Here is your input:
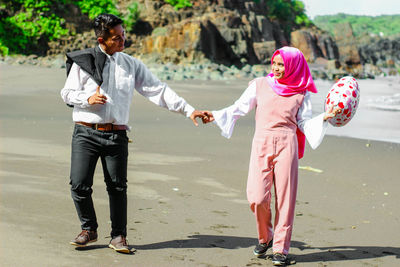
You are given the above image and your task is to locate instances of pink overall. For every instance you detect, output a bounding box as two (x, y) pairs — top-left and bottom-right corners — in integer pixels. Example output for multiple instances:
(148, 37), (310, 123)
(247, 77), (304, 255)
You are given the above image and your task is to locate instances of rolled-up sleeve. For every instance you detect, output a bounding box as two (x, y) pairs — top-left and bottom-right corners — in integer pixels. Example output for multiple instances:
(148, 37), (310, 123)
(134, 60), (195, 117)
(297, 92), (328, 149)
(212, 82), (257, 139)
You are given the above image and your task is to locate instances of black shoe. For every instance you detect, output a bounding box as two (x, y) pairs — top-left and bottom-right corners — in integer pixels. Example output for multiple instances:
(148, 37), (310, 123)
(272, 253), (288, 266)
(253, 239), (273, 256)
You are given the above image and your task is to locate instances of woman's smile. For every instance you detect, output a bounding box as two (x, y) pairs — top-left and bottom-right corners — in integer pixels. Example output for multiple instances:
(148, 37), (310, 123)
(272, 54), (285, 80)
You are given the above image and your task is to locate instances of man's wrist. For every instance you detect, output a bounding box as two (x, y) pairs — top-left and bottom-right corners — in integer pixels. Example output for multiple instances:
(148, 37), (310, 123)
(186, 105), (196, 118)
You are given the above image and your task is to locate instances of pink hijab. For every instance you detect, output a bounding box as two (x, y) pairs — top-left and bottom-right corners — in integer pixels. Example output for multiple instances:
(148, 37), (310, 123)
(266, 46), (317, 96)
(266, 46), (317, 159)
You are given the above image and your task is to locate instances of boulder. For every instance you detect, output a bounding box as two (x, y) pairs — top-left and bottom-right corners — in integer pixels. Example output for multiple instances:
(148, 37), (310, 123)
(253, 41), (276, 64)
(358, 36), (400, 68)
(140, 20), (204, 64)
(316, 34), (339, 60)
(290, 29), (339, 63)
(290, 30), (320, 62)
(333, 22), (361, 65)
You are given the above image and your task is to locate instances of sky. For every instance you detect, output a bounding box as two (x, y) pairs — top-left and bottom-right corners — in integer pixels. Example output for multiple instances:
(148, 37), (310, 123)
(300, 0), (400, 18)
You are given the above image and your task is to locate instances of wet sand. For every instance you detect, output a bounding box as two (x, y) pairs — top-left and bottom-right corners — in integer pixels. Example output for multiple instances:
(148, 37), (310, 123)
(0, 64), (399, 266)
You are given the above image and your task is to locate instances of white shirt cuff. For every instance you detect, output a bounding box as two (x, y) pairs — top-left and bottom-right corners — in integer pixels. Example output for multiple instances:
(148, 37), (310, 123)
(185, 104), (195, 118)
(212, 109), (235, 139)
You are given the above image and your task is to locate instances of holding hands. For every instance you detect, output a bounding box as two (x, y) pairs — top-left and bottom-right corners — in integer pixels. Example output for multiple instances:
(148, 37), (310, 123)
(190, 110), (214, 126)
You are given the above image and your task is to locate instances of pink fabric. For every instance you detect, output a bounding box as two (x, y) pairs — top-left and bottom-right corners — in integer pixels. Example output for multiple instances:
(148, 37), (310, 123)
(266, 46), (317, 159)
(246, 77), (303, 254)
(266, 46), (317, 96)
(247, 131), (298, 255)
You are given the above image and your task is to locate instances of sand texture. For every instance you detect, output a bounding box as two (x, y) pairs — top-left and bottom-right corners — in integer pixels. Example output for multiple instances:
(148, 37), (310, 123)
(0, 64), (399, 266)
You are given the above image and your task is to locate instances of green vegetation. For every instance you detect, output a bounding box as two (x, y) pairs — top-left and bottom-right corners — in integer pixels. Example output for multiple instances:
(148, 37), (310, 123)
(266, 0), (312, 27)
(253, 0), (312, 33)
(164, 0), (192, 10)
(0, 0), (69, 55)
(313, 14), (400, 37)
(123, 2), (141, 32)
(0, 0), (140, 56)
(74, 0), (120, 20)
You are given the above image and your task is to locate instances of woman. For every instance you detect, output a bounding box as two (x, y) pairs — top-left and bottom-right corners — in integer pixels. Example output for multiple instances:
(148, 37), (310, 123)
(205, 46), (340, 265)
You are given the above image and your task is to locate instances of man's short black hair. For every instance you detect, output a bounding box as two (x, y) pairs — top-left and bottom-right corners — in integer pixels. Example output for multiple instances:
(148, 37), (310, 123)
(94, 14), (123, 39)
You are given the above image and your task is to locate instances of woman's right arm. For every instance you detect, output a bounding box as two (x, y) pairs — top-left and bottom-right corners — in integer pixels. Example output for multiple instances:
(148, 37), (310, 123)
(212, 81), (257, 139)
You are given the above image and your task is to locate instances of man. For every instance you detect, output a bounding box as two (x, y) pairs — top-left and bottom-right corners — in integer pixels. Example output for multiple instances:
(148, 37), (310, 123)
(61, 13), (207, 254)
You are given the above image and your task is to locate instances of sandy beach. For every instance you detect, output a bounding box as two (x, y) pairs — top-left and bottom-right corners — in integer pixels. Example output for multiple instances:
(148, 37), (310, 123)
(0, 63), (399, 266)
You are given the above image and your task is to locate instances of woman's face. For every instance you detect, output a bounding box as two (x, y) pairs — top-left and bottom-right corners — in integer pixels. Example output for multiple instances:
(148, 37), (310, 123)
(272, 54), (285, 80)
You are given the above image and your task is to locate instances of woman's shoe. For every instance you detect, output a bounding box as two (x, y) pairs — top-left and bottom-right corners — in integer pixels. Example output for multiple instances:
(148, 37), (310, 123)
(272, 253), (288, 266)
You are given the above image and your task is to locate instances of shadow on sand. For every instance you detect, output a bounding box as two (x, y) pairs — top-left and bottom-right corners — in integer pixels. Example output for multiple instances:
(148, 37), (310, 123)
(74, 236), (399, 263)
(291, 241), (400, 263)
(75, 244), (136, 255)
(133, 234), (257, 250)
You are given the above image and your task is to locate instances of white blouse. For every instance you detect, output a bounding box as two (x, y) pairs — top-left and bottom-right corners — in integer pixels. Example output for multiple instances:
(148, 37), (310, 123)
(212, 82), (328, 149)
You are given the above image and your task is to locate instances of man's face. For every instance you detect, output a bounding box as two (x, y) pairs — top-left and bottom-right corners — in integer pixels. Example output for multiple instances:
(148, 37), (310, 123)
(100, 24), (125, 55)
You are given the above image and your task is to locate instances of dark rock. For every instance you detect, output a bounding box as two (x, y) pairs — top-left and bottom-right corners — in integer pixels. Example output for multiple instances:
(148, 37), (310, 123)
(333, 22), (361, 65)
(358, 36), (400, 68)
(253, 41), (276, 64)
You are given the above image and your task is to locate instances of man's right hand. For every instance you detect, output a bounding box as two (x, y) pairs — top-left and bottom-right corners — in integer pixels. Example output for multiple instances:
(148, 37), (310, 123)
(88, 86), (107, 105)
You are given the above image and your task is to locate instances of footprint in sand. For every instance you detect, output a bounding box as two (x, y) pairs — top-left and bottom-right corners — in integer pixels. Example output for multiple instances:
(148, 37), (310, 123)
(211, 210), (229, 217)
(207, 224), (237, 233)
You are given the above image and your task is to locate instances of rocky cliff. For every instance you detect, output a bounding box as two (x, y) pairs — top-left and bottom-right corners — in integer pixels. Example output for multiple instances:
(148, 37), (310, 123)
(6, 0), (399, 80)
(46, 0), (329, 65)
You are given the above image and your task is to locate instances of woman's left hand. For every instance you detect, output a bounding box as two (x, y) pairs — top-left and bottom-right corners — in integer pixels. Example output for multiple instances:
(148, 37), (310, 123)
(324, 105), (342, 121)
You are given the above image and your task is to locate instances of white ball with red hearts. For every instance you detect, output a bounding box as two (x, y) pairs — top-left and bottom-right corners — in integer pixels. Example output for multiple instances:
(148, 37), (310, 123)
(325, 76), (360, 127)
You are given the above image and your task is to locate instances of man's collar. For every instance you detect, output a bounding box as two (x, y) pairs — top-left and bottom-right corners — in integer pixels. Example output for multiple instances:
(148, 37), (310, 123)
(98, 45), (118, 61)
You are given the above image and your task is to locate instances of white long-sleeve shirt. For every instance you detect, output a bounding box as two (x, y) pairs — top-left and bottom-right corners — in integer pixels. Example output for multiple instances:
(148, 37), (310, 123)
(61, 47), (195, 125)
(212, 81), (328, 149)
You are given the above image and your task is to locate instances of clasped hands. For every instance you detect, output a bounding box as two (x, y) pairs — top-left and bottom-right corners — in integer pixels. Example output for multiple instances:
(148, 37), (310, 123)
(190, 110), (214, 126)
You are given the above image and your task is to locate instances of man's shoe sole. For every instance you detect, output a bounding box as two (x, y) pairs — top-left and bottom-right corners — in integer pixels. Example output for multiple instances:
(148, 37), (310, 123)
(69, 238), (97, 247)
(108, 243), (131, 254)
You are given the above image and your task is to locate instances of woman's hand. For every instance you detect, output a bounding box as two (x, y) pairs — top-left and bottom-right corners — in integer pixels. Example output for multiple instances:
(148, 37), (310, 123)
(324, 105), (342, 121)
(201, 111), (214, 124)
(190, 110), (214, 126)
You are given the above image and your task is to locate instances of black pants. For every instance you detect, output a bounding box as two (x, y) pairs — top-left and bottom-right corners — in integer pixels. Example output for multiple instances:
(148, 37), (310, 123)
(70, 124), (128, 238)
